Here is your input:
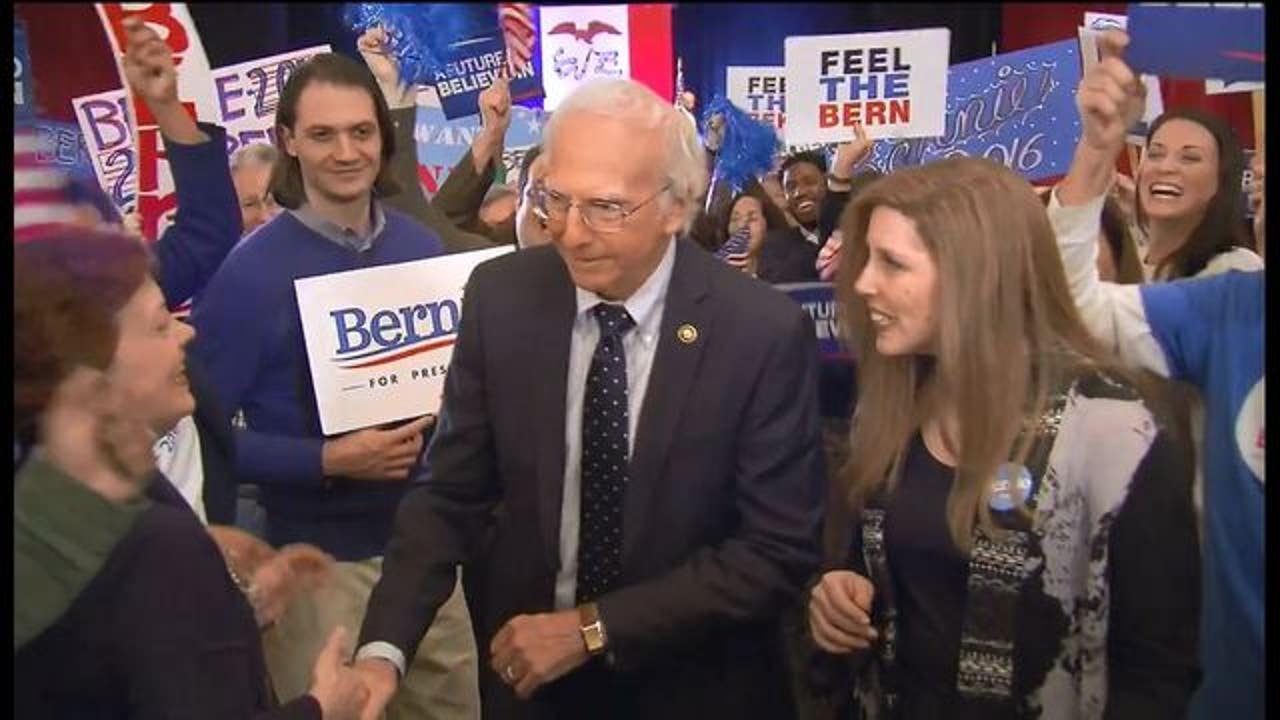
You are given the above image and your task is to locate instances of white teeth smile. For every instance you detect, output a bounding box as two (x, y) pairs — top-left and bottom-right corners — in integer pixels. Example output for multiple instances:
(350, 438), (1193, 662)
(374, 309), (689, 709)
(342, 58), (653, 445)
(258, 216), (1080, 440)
(869, 310), (893, 326)
(1149, 182), (1183, 198)
(797, 201), (815, 211)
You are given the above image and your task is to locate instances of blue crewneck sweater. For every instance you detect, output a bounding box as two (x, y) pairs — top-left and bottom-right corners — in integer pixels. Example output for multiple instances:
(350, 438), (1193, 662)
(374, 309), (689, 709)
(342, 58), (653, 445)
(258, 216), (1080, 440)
(189, 207), (444, 560)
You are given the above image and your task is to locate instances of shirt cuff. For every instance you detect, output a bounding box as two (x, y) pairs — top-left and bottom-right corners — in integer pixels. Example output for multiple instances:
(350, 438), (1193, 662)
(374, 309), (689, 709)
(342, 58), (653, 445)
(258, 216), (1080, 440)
(1046, 185), (1108, 247)
(356, 641), (406, 678)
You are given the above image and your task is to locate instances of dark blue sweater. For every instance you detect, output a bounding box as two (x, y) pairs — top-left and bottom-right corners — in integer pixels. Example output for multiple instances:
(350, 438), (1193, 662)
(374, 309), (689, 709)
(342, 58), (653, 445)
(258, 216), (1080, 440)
(189, 208), (444, 560)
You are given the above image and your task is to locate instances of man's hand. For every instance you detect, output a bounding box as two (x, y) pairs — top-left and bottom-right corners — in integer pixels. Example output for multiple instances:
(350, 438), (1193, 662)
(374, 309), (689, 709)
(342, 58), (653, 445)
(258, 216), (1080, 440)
(472, 76), (513, 174)
(357, 26), (415, 109)
(322, 415), (434, 481)
(307, 627), (370, 720)
(353, 657), (399, 720)
(816, 229), (844, 282)
(489, 610), (590, 700)
(121, 16), (206, 144)
(830, 122), (872, 182)
(808, 570), (877, 654)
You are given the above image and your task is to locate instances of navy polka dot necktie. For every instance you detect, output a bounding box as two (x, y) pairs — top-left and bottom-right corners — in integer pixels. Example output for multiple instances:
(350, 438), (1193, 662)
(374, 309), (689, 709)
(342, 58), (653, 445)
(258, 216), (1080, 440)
(576, 303), (636, 603)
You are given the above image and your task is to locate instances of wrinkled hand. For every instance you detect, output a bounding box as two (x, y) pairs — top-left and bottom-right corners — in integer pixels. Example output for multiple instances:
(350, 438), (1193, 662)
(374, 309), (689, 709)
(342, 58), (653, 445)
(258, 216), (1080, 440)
(831, 122), (872, 179)
(354, 657), (398, 720)
(308, 627), (370, 720)
(1076, 30), (1146, 154)
(479, 75), (513, 139)
(357, 26), (415, 108)
(490, 610), (589, 699)
(122, 17), (179, 108)
(322, 415), (434, 481)
(41, 367), (156, 503)
(808, 570), (878, 654)
(816, 229), (844, 282)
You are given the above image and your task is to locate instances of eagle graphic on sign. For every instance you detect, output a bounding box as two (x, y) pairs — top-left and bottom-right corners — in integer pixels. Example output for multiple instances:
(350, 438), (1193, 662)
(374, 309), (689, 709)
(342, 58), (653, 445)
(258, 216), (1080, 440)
(548, 20), (621, 44)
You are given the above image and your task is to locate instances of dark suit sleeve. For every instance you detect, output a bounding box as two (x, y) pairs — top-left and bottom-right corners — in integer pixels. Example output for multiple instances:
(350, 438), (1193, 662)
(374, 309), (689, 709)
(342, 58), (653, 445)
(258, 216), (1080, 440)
(382, 107), (497, 254)
(359, 262), (503, 657)
(435, 146), (498, 231)
(597, 309), (826, 672)
(1104, 428), (1202, 719)
(153, 123), (241, 309)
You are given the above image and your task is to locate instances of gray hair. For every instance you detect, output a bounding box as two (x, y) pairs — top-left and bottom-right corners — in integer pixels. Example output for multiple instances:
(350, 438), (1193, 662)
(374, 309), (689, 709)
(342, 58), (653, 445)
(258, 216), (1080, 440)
(230, 142), (279, 173)
(543, 78), (708, 233)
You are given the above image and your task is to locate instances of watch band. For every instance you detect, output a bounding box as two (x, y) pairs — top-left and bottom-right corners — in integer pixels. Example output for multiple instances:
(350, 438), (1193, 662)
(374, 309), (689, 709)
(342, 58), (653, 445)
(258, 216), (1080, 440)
(577, 602), (608, 656)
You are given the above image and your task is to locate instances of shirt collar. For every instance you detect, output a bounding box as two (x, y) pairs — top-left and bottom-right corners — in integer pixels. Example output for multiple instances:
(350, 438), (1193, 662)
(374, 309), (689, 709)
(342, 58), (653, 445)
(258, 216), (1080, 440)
(288, 200), (387, 253)
(574, 237), (677, 344)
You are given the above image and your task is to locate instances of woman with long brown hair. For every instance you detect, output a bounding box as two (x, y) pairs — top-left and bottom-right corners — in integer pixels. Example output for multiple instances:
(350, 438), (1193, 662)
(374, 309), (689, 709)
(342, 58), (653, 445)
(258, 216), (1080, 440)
(807, 157), (1201, 718)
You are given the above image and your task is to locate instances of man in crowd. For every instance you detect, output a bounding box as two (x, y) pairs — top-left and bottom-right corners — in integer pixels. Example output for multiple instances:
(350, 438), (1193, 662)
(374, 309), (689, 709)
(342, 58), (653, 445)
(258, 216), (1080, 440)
(230, 142), (280, 236)
(189, 53), (478, 719)
(354, 77), (825, 720)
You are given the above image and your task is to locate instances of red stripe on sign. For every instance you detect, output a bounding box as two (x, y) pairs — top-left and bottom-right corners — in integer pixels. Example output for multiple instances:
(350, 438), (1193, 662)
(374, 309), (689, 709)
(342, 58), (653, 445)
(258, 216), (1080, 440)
(338, 336), (457, 369)
(628, 4), (673, 102)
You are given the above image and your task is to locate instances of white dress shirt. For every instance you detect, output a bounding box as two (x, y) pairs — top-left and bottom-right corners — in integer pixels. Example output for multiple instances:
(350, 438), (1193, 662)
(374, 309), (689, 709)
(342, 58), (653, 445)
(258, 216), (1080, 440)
(554, 237), (676, 610)
(356, 238), (677, 675)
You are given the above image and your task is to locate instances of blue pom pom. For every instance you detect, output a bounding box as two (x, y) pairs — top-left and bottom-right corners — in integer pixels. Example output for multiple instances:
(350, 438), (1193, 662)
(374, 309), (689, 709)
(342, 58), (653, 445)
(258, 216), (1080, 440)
(701, 95), (780, 194)
(344, 3), (499, 86)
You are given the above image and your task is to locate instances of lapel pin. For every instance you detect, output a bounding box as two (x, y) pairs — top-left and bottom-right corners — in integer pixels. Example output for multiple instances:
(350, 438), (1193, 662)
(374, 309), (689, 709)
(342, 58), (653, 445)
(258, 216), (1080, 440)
(676, 323), (698, 344)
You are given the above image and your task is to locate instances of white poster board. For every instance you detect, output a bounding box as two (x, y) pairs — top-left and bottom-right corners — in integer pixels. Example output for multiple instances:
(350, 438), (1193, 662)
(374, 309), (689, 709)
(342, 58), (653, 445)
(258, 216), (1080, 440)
(295, 246), (513, 435)
(726, 65), (787, 138)
(783, 28), (950, 145)
(539, 4), (630, 112)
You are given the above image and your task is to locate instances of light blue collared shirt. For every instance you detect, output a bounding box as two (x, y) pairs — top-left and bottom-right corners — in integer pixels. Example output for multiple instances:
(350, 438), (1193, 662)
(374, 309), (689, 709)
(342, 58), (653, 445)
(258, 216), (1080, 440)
(554, 237), (677, 610)
(287, 200), (387, 253)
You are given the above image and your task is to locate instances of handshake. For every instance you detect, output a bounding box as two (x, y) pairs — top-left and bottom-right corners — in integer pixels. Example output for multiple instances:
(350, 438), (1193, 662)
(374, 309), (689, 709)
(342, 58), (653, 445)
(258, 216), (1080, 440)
(303, 627), (399, 720)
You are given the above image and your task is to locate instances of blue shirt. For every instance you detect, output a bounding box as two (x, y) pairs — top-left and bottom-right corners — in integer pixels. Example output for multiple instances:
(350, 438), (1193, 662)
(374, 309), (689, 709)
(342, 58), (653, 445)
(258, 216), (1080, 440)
(1141, 270), (1265, 718)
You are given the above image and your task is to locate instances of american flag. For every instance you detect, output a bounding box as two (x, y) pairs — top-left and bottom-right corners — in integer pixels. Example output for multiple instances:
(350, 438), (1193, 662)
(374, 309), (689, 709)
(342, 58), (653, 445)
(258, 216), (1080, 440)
(14, 130), (79, 244)
(499, 3), (536, 76)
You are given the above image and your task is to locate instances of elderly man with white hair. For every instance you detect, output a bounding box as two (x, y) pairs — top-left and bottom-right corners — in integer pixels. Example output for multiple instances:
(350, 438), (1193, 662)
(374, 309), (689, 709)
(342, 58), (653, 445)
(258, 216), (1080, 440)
(354, 78), (826, 720)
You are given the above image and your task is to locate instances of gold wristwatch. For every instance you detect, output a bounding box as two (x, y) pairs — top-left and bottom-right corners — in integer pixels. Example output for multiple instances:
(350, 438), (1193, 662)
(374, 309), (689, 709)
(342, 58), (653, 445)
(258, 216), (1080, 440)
(577, 602), (608, 656)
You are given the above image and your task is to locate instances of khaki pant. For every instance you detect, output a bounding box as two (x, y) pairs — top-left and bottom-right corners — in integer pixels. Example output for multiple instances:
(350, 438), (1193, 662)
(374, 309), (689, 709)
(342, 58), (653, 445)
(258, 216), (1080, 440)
(262, 558), (479, 720)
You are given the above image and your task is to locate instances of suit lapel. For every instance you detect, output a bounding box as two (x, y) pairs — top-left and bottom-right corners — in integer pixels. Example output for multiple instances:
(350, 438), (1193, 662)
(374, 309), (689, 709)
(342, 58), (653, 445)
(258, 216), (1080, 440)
(623, 241), (713, 565)
(532, 254), (576, 572)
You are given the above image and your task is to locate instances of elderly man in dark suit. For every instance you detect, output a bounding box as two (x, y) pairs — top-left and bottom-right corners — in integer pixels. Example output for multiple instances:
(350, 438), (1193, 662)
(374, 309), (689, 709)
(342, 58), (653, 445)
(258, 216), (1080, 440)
(355, 77), (826, 720)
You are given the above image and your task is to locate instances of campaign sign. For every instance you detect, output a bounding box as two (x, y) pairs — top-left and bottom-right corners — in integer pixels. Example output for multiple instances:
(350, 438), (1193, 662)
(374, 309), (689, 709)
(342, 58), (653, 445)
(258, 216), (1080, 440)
(32, 119), (96, 180)
(776, 282), (843, 358)
(415, 86), (546, 195)
(784, 29), (950, 145)
(1126, 4), (1263, 83)
(1077, 12), (1166, 144)
(15, 21), (33, 121)
(726, 66), (787, 137)
(432, 31), (544, 120)
(71, 45), (330, 217)
(539, 4), (630, 112)
(866, 40), (1082, 182)
(295, 246), (513, 435)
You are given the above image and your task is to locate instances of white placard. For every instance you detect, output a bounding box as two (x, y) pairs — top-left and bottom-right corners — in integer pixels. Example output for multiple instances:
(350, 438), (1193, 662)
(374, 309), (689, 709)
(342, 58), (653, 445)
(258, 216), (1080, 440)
(1077, 23), (1164, 145)
(726, 66), (787, 138)
(539, 4), (631, 112)
(295, 246), (513, 435)
(783, 29), (950, 145)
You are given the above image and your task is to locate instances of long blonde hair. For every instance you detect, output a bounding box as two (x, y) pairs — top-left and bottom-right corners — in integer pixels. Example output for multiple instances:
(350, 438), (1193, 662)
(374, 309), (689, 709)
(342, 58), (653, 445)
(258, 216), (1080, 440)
(836, 157), (1126, 551)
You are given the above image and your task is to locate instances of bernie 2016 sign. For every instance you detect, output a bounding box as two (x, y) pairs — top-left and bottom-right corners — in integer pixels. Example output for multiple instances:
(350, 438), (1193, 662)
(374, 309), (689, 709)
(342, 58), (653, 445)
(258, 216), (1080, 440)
(783, 28), (951, 145)
(865, 39), (1083, 182)
(294, 246), (512, 436)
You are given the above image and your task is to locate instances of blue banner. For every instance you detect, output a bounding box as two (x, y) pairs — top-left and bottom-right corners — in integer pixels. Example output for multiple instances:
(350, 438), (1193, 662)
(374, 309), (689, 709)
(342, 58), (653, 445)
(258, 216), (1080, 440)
(866, 39), (1082, 182)
(415, 102), (546, 194)
(1127, 4), (1263, 83)
(776, 282), (845, 359)
(15, 21), (33, 122)
(432, 31), (544, 120)
(31, 118), (96, 181)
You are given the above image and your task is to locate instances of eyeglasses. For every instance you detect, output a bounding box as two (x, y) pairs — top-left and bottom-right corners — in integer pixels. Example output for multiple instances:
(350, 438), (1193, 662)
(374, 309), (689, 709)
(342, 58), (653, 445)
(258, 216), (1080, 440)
(532, 182), (671, 233)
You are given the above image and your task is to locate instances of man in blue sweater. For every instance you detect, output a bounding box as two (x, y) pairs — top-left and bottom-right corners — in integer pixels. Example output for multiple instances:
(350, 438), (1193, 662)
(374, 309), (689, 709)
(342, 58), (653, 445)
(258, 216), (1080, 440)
(189, 53), (478, 719)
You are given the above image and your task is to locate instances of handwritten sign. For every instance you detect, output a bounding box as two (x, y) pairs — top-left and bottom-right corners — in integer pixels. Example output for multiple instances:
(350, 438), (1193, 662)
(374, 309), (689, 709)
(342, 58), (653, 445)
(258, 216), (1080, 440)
(539, 4), (629, 112)
(1126, 4), (1263, 83)
(432, 31), (544, 120)
(865, 40), (1082, 182)
(95, 3), (220, 242)
(726, 66), (787, 137)
(294, 246), (512, 435)
(784, 29), (950, 146)
(72, 45), (330, 217)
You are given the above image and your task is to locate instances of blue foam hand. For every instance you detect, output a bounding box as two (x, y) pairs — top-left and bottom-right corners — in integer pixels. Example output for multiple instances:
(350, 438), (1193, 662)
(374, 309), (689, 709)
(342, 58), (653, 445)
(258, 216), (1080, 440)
(344, 3), (500, 86)
(701, 95), (780, 195)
